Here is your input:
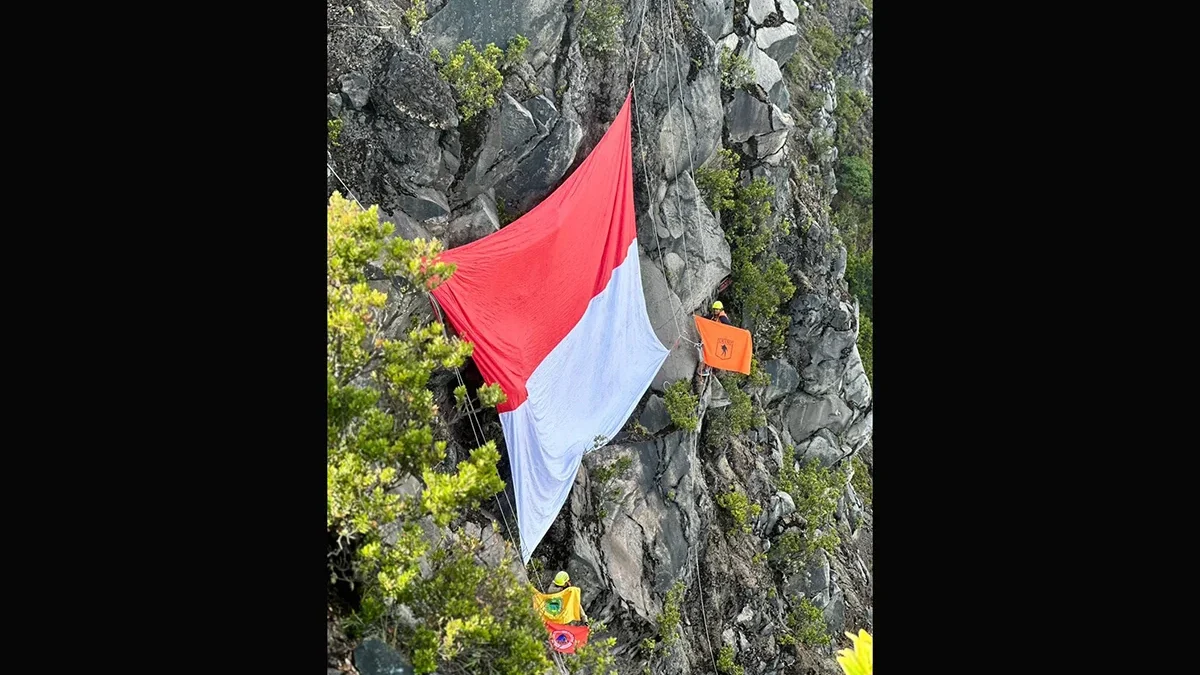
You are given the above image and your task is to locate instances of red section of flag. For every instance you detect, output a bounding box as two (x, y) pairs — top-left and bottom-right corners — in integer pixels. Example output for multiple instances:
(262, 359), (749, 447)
(544, 621), (590, 654)
(430, 94), (637, 412)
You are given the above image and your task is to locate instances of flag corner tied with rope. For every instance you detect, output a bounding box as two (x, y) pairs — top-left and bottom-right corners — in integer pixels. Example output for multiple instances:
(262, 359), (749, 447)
(429, 92), (669, 563)
(545, 621), (590, 654)
(693, 315), (753, 375)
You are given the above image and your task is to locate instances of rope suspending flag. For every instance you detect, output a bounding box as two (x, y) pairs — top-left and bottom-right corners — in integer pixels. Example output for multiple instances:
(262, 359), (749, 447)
(693, 315), (753, 374)
(430, 92), (669, 563)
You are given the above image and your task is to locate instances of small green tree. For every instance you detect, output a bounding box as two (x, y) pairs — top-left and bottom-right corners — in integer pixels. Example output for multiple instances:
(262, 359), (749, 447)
(326, 193), (549, 675)
(580, 0), (625, 57)
(664, 380), (699, 431)
(717, 644), (745, 675)
(695, 148), (739, 214)
(430, 36), (528, 122)
(724, 178), (797, 356)
(716, 487), (762, 533)
(402, 0), (427, 34)
(657, 580), (687, 644)
(838, 156), (873, 206)
(778, 596), (831, 647)
(719, 46), (755, 89)
(774, 446), (842, 560)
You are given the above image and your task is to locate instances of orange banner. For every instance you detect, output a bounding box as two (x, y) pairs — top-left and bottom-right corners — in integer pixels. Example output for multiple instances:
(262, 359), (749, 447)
(693, 315), (753, 374)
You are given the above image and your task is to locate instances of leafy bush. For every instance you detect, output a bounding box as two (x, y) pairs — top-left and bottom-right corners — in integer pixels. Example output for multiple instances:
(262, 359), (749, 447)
(705, 377), (766, 449)
(716, 487), (762, 534)
(717, 645), (745, 675)
(721, 176), (797, 356)
(775, 446), (842, 558)
(778, 596), (831, 647)
(658, 580), (687, 644)
(566, 621), (619, 675)
(845, 247), (872, 320)
(328, 118), (343, 146)
(695, 147), (739, 213)
(838, 156), (872, 206)
(431, 36), (528, 122)
(326, 193), (549, 675)
(580, 0), (625, 57)
(403, 0), (427, 34)
(719, 46), (755, 89)
(807, 23), (841, 69)
(592, 454), (633, 485)
(854, 15), (870, 30)
(664, 380), (699, 431)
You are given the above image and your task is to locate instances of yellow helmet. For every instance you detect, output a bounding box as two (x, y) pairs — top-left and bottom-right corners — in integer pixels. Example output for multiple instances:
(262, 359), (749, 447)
(554, 571), (570, 586)
(712, 301), (724, 310)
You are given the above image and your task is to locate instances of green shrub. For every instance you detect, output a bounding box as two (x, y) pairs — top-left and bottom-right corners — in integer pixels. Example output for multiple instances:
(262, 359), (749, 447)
(807, 23), (841, 69)
(592, 454), (633, 485)
(716, 487), (762, 534)
(658, 580), (687, 644)
(403, 0), (427, 34)
(854, 15), (870, 30)
(328, 118), (343, 146)
(717, 645), (745, 675)
(326, 193), (549, 674)
(845, 247), (872, 320)
(850, 455), (872, 508)
(431, 36), (528, 122)
(719, 46), (755, 89)
(695, 147), (739, 213)
(566, 621), (619, 675)
(778, 596), (830, 647)
(580, 0), (625, 57)
(664, 380), (699, 431)
(774, 446), (842, 559)
(838, 156), (872, 206)
(723, 177), (796, 356)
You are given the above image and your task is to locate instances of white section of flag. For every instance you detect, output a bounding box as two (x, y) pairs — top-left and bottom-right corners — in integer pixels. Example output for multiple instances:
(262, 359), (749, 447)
(500, 240), (669, 562)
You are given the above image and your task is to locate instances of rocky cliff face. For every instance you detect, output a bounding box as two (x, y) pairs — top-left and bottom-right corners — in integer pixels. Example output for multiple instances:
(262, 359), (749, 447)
(328, 1), (873, 673)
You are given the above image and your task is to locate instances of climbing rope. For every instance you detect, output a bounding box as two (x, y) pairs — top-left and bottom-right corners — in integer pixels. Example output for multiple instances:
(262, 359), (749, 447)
(328, 161), (365, 209)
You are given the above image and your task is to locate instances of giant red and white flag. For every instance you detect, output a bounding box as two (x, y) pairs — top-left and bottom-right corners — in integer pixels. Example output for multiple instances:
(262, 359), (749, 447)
(431, 93), (668, 562)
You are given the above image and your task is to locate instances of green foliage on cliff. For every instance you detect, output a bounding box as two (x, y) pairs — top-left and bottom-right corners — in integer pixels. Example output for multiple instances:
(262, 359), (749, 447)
(327, 193), (548, 675)
(778, 596), (831, 647)
(328, 118), (343, 146)
(665, 380), (699, 431)
(431, 36), (529, 122)
(717, 487), (762, 534)
(580, 0), (625, 57)
(695, 148), (739, 213)
(402, 0), (427, 34)
(719, 46), (755, 90)
(773, 446), (842, 561)
(722, 174), (797, 356)
(807, 23), (841, 68)
(717, 645), (745, 675)
(658, 580), (687, 644)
